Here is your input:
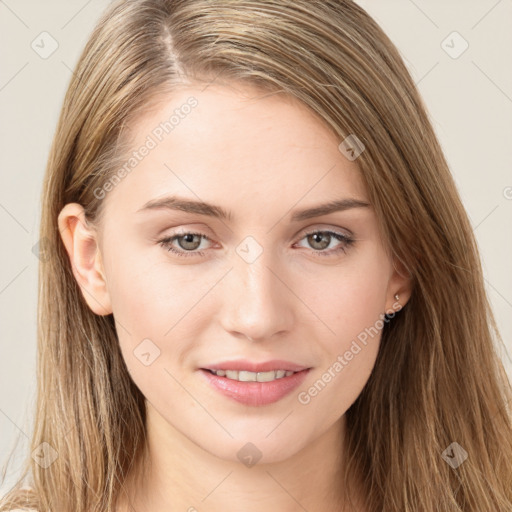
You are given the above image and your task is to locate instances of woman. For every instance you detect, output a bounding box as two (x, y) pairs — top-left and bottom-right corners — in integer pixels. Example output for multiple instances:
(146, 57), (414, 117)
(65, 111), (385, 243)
(1, 0), (511, 511)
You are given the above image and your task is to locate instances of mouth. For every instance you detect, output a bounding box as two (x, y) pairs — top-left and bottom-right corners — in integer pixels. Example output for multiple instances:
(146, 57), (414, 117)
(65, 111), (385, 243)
(199, 367), (311, 406)
(201, 368), (300, 382)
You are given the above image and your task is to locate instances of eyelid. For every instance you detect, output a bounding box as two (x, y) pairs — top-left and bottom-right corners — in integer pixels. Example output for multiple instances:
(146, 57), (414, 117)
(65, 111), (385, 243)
(158, 225), (355, 259)
(160, 230), (213, 249)
(294, 228), (354, 255)
(297, 223), (353, 238)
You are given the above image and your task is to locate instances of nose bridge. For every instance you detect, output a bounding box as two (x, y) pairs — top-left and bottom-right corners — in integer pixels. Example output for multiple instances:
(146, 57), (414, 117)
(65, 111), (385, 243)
(221, 237), (293, 340)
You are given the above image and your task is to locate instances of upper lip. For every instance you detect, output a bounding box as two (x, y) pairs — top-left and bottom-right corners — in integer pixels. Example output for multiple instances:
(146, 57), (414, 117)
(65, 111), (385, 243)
(201, 359), (311, 373)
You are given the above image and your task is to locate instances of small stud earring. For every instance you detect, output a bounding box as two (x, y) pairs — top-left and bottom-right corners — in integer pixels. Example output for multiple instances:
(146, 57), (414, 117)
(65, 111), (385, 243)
(394, 294), (400, 301)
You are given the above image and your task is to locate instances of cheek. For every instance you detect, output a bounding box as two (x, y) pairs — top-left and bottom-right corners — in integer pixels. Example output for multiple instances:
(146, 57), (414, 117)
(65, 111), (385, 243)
(104, 251), (204, 394)
(105, 240), (203, 330)
(298, 249), (388, 399)
(299, 291), (384, 421)
(104, 243), (226, 375)
(305, 251), (389, 341)
(101, 242), (177, 354)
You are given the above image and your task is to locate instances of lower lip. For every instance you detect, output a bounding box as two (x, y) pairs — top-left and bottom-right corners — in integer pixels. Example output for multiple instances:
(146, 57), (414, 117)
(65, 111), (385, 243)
(199, 368), (311, 406)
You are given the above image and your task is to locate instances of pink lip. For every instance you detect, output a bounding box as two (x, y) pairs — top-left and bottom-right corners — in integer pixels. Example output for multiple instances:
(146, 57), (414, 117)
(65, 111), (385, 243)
(199, 367), (311, 406)
(202, 359), (310, 373)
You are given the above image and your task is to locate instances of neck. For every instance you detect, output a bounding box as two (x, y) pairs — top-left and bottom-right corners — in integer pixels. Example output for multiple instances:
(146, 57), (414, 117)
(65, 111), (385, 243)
(116, 403), (365, 512)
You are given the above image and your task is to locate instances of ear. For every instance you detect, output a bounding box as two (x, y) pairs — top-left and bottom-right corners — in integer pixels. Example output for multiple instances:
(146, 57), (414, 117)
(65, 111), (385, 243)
(384, 257), (412, 314)
(57, 203), (112, 316)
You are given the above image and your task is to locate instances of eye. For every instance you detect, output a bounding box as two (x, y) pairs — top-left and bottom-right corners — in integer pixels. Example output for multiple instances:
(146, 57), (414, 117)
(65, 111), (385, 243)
(295, 229), (354, 256)
(158, 232), (212, 258)
(158, 229), (355, 259)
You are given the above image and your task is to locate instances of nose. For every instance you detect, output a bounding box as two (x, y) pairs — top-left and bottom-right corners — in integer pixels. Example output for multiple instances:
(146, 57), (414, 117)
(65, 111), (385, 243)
(219, 247), (295, 342)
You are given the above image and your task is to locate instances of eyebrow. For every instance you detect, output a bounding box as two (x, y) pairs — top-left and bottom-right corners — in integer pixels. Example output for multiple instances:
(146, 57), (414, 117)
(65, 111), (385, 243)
(136, 195), (370, 222)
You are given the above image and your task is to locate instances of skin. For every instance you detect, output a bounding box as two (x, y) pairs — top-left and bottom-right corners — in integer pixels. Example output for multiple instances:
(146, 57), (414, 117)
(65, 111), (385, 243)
(58, 81), (411, 512)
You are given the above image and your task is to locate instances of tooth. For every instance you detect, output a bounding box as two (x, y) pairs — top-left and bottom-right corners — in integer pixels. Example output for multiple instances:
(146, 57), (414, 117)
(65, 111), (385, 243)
(256, 370), (277, 382)
(238, 371), (257, 382)
(211, 369), (297, 381)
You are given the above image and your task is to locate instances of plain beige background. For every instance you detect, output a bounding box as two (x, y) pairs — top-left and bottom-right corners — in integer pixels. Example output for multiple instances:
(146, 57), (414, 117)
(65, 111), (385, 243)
(1, 0), (511, 495)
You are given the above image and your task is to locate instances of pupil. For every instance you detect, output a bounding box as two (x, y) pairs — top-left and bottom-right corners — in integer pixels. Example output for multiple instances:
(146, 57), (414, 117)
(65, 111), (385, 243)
(309, 233), (329, 250)
(180, 234), (200, 250)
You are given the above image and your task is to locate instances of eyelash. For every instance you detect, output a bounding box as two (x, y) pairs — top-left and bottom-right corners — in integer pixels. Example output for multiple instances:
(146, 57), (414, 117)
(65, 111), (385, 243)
(158, 229), (355, 258)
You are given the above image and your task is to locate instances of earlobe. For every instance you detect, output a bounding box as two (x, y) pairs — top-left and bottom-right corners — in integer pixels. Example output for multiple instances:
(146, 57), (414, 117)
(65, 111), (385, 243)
(385, 257), (412, 314)
(57, 203), (112, 316)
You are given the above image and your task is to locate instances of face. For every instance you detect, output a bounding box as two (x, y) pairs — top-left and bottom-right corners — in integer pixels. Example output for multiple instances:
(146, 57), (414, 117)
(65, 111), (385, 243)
(60, 81), (409, 465)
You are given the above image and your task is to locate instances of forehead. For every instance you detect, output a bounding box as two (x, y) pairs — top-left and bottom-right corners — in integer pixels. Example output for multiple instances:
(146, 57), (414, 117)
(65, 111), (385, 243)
(102, 82), (368, 219)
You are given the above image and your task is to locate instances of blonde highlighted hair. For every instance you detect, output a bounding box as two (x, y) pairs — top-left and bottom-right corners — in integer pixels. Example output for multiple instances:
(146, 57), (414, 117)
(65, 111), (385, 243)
(1, 0), (511, 510)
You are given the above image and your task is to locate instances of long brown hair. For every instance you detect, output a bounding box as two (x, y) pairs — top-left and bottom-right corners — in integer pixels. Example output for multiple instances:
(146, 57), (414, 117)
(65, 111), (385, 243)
(1, 1), (511, 510)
